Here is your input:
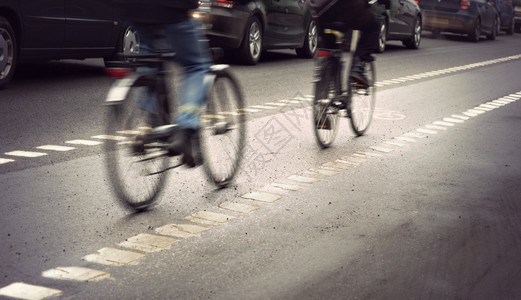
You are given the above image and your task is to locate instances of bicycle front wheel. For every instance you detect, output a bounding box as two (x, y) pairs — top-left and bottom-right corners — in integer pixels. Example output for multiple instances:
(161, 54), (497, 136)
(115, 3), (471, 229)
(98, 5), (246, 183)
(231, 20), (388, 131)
(313, 59), (341, 148)
(348, 60), (376, 136)
(105, 83), (170, 211)
(200, 67), (246, 187)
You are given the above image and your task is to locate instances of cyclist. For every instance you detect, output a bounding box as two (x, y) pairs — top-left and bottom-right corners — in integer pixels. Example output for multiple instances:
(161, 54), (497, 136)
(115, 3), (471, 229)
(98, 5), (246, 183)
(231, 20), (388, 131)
(112, 0), (212, 167)
(310, 0), (385, 86)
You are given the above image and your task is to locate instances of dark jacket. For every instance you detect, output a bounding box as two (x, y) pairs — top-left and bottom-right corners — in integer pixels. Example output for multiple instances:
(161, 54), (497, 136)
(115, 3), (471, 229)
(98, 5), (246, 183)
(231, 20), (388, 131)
(113, 0), (199, 24)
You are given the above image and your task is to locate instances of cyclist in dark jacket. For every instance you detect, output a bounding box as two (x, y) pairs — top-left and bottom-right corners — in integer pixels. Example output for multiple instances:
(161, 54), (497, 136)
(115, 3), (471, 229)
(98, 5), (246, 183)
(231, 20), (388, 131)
(310, 0), (383, 85)
(113, 0), (212, 166)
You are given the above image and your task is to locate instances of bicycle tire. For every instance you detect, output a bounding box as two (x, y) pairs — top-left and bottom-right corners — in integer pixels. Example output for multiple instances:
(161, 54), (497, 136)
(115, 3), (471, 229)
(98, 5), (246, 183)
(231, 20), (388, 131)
(348, 60), (376, 136)
(312, 58), (341, 148)
(199, 67), (246, 187)
(105, 81), (170, 211)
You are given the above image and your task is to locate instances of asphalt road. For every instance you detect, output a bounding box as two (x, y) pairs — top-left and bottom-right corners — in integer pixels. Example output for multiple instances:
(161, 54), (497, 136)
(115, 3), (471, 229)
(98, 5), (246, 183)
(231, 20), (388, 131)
(1, 32), (521, 299)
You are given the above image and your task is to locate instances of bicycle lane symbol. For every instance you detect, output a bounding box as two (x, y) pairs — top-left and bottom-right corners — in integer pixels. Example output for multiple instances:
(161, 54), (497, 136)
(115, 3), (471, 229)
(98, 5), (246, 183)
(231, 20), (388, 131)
(373, 109), (407, 121)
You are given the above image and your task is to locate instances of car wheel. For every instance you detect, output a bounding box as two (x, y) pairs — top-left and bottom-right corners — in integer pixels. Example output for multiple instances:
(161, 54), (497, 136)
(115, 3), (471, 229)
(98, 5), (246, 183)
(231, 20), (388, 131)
(0, 17), (17, 89)
(403, 16), (422, 49)
(487, 17), (499, 40)
(376, 19), (387, 53)
(238, 16), (262, 65)
(296, 20), (317, 58)
(104, 24), (140, 67)
(468, 19), (481, 42)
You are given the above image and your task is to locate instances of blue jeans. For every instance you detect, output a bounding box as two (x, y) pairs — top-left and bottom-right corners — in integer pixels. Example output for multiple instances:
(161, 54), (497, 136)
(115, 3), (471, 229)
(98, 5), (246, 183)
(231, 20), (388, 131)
(136, 18), (212, 130)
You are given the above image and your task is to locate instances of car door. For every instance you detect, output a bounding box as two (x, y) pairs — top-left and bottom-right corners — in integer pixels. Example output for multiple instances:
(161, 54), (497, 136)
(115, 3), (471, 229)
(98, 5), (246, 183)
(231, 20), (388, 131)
(264, 0), (305, 46)
(20, 0), (65, 55)
(64, 0), (118, 50)
(476, 0), (497, 32)
(388, 0), (415, 36)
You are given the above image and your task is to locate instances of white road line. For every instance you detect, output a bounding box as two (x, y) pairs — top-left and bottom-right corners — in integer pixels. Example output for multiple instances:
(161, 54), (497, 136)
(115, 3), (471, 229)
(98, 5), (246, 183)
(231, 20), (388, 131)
(5, 151), (47, 158)
(66, 139), (103, 146)
(0, 158), (15, 164)
(425, 124), (448, 130)
(82, 247), (145, 266)
(0, 282), (62, 300)
(416, 128), (438, 135)
(118, 234), (178, 253)
(451, 114), (470, 120)
(443, 117), (464, 123)
(36, 145), (76, 152)
(42, 267), (110, 282)
(92, 135), (127, 141)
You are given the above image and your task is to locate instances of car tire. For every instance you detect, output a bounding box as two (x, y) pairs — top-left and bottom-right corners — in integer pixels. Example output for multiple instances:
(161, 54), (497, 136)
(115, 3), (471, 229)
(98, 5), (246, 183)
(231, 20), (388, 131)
(468, 18), (481, 42)
(296, 20), (317, 58)
(403, 16), (422, 49)
(237, 16), (262, 65)
(0, 17), (17, 89)
(104, 24), (140, 67)
(376, 19), (387, 53)
(487, 17), (499, 40)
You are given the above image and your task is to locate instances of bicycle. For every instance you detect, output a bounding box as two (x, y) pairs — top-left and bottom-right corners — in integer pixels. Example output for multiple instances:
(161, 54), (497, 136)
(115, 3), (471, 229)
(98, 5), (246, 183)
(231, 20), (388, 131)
(312, 25), (376, 148)
(104, 51), (246, 211)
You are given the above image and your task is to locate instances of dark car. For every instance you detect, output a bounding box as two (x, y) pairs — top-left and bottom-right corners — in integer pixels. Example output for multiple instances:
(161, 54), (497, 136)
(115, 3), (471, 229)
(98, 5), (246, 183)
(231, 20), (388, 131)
(419, 0), (500, 42)
(493, 0), (515, 34)
(194, 0), (317, 65)
(373, 0), (423, 53)
(513, 0), (521, 31)
(0, 0), (138, 88)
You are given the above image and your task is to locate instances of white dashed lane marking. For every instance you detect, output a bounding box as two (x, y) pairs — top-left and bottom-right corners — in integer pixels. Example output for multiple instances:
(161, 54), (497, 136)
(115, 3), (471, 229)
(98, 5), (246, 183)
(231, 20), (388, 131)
(0, 282), (62, 300)
(155, 224), (208, 238)
(185, 211), (236, 226)
(118, 234), (178, 253)
(42, 267), (110, 282)
(219, 201), (260, 214)
(36, 145), (76, 152)
(241, 191), (282, 203)
(82, 247), (145, 267)
(271, 182), (303, 191)
(0, 158), (15, 164)
(66, 139), (103, 146)
(287, 175), (322, 184)
(5, 151), (47, 158)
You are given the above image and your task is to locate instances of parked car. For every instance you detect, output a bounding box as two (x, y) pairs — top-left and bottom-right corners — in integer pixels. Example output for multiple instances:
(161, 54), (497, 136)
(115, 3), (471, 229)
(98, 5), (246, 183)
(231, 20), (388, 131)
(493, 0), (515, 34)
(193, 0), (317, 65)
(0, 0), (138, 88)
(419, 0), (500, 42)
(515, 3), (521, 31)
(372, 0), (423, 53)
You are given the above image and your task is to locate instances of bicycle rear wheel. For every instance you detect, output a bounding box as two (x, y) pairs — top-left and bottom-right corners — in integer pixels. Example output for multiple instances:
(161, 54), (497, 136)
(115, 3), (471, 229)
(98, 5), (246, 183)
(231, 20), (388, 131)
(105, 83), (170, 211)
(313, 58), (341, 148)
(200, 67), (246, 187)
(348, 60), (376, 136)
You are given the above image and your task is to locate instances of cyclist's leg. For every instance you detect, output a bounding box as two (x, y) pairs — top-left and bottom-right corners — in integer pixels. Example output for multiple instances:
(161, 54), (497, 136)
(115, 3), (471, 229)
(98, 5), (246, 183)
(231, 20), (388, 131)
(163, 18), (212, 165)
(351, 12), (379, 84)
(167, 18), (212, 131)
(131, 23), (161, 118)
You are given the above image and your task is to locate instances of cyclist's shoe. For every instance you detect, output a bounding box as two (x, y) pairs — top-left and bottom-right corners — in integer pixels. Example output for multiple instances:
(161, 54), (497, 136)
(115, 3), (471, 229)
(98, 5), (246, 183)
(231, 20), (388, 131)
(167, 128), (202, 168)
(349, 71), (369, 88)
(350, 55), (371, 88)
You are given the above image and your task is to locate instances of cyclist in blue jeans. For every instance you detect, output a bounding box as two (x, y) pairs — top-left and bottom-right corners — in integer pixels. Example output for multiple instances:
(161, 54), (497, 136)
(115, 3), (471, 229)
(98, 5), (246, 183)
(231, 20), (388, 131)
(113, 0), (212, 167)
